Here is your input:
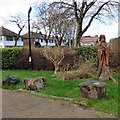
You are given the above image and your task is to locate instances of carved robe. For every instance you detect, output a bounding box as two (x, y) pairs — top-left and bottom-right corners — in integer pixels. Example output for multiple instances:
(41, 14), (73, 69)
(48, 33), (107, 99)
(98, 42), (111, 80)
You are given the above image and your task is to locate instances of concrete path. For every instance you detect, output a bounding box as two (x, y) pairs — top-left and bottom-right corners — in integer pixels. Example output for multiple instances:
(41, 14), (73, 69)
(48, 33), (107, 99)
(2, 90), (116, 118)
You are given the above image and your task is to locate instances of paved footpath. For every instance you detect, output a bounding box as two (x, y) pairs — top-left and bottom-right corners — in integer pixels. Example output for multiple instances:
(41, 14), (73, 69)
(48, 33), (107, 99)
(2, 90), (117, 118)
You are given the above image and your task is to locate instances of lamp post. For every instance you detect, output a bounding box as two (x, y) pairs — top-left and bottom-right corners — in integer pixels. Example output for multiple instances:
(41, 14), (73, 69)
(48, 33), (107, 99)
(28, 7), (33, 70)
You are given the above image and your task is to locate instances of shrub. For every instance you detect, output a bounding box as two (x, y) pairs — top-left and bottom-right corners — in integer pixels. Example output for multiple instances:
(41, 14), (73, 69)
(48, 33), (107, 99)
(2, 48), (21, 69)
(15, 47), (54, 70)
(4, 46), (119, 71)
(62, 61), (97, 80)
(62, 70), (93, 80)
(74, 45), (120, 69)
(74, 46), (99, 67)
(42, 47), (64, 74)
(15, 47), (83, 71)
(59, 48), (83, 71)
(109, 38), (120, 68)
(32, 48), (54, 70)
(78, 61), (97, 75)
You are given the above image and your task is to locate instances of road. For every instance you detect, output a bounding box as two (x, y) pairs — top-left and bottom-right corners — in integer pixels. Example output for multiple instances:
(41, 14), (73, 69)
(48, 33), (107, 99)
(2, 90), (116, 118)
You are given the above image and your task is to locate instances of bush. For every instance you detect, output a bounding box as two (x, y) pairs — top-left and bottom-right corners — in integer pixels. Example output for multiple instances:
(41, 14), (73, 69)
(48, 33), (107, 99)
(2, 46), (119, 71)
(74, 46), (99, 67)
(59, 48), (83, 71)
(43, 47), (64, 74)
(62, 61), (97, 80)
(15, 47), (83, 71)
(109, 38), (120, 68)
(15, 48), (54, 70)
(1, 47), (97, 71)
(2, 48), (21, 69)
(62, 70), (93, 80)
(75, 45), (120, 69)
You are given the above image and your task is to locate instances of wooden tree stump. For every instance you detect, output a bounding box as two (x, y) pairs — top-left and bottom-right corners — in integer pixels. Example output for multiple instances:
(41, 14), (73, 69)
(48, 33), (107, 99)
(79, 80), (106, 99)
(24, 77), (46, 91)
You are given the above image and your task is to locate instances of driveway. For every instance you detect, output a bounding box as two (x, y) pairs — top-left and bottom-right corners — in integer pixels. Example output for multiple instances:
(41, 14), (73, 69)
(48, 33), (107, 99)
(2, 90), (116, 118)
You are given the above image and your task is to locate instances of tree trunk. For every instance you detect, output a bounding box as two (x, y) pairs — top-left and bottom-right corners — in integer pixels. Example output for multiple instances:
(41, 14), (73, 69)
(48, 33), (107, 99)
(54, 64), (59, 74)
(15, 40), (17, 46)
(14, 26), (24, 47)
(14, 35), (19, 47)
(58, 40), (62, 47)
(14, 32), (20, 46)
(69, 39), (72, 49)
(55, 37), (62, 47)
(46, 40), (48, 46)
(74, 23), (82, 47)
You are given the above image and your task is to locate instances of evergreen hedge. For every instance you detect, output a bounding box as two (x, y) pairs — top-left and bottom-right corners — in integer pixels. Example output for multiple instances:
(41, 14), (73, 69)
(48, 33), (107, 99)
(74, 46), (99, 67)
(2, 48), (21, 69)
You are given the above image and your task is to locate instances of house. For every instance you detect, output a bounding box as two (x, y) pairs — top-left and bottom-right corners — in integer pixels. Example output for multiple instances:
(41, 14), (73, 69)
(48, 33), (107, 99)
(0, 26), (23, 48)
(79, 35), (98, 46)
(22, 32), (67, 47)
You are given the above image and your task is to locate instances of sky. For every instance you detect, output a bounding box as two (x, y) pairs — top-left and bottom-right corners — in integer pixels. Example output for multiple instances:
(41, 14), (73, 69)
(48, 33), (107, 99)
(0, 0), (118, 42)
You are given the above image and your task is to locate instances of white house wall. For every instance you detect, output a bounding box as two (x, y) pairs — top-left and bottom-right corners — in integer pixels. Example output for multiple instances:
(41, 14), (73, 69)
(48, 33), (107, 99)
(80, 42), (96, 46)
(0, 41), (5, 48)
(4, 41), (23, 47)
(35, 38), (56, 46)
(35, 38), (68, 47)
(47, 42), (56, 46)
(0, 36), (23, 48)
(0, 36), (6, 41)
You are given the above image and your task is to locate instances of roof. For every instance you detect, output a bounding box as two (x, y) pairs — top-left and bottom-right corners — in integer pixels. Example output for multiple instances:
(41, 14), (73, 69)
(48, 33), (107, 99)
(80, 35), (98, 43)
(0, 26), (18, 37)
(22, 32), (56, 40)
(22, 32), (42, 39)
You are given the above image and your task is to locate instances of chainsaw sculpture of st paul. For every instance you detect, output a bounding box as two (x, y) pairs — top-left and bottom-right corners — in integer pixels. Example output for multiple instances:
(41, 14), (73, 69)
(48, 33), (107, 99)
(97, 35), (116, 82)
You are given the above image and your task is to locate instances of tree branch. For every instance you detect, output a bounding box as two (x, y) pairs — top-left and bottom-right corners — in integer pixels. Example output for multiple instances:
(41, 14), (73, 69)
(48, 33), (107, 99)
(83, 1), (96, 18)
(73, 0), (79, 22)
(82, 1), (109, 34)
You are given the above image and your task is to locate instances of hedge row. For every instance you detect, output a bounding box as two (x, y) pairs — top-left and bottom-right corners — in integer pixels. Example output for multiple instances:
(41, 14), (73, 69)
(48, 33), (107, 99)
(1, 46), (119, 70)
(2, 48), (22, 69)
(15, 48), (54, 70)
(2, 47), (82, 71)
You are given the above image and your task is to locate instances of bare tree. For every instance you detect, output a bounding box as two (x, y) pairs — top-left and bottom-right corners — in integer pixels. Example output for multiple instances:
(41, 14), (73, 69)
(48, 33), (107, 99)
(64, 19), (76, 48)
(51, 13), (71, 47)
(48, 2), (76, 47)
(32, 2), (53, 46)
(33, 1), (76, 47)
(50, 0), (118, 47)
(43, 47), (64, 74)
(5, 13), (26, 46)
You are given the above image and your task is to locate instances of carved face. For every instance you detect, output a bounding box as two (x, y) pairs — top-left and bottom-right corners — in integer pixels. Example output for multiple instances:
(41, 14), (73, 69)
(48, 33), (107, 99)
(99, 35), (106, 43)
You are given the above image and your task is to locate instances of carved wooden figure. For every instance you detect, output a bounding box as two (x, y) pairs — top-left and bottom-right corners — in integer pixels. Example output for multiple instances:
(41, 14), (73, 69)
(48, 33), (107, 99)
(97, 35), (117, 82)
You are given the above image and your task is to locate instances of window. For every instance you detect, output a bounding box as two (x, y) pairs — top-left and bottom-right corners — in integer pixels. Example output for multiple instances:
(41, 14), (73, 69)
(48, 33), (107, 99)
(63, 40), (66, 43)
(41, 39), (43, 42)
(51, 40), (54, 43)
(49, 40), (54, 43)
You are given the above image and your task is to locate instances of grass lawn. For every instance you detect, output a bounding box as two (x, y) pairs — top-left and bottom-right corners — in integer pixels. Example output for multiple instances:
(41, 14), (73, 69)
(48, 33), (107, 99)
(1, 70), (119, 117)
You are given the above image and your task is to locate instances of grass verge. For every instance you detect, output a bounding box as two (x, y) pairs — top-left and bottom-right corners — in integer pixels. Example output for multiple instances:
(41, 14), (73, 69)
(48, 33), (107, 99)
(2, 70), (119, 116)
